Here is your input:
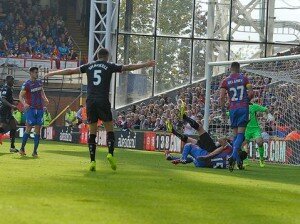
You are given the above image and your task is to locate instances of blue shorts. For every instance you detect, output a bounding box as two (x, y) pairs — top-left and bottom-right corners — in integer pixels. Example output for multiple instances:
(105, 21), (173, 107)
(229, 107), (249, 128)
(182, 144), (208, 167)
(25, 108), (43, 126)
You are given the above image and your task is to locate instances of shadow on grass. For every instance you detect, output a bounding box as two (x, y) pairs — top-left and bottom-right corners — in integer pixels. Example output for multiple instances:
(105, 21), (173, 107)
(0, 152), (12, 157)
(44, 148), (300, 186)
(13, 155), (38, 160)
(45, 149), (89, 158)
(200, 163), (300, 186)
(46, 168), (297, 224)
(80, 169), (118, 179)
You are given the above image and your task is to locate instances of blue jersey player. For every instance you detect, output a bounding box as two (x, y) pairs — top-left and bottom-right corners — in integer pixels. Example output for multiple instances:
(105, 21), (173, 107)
(220, 62), (253, 171)
(19, 67), (49, 157)
(166, 138), (233, 169)
(164, 114), (239, 169)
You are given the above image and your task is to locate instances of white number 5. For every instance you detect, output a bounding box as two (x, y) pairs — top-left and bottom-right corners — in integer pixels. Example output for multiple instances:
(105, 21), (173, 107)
(93, 70), (102, 85)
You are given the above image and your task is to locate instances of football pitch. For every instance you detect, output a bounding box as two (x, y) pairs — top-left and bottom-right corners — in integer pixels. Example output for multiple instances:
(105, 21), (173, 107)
(0, 140), (299, 224)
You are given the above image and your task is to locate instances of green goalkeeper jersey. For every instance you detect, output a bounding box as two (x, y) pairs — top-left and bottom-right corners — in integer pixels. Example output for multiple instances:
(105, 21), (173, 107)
(247, 103), (267, 128)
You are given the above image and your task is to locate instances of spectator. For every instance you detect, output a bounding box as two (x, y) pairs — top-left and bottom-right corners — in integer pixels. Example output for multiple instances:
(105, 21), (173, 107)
(139, 115), (147, 130)
(0, 1), (78, 60)
(153, 116), (166, 132)
(148, 114), (156, 130)
(43, 107), (52, 127)
(122, 117), (132, 130)
(20, 112), (26, 126)
(65, 108), (77, 127)
(76, 105), (83, 124)
(13, 109), (22, 125)
(81, 106), (87, 124)
(132, 114), (141, 129)
(68, 49), (78, 60)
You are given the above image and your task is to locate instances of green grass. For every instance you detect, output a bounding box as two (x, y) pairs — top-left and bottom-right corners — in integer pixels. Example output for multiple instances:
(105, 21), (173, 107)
(0, 140), (299, 224)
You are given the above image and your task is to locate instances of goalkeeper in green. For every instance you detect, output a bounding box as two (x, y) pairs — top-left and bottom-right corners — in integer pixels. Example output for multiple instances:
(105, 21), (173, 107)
(244, 103), (268, 167)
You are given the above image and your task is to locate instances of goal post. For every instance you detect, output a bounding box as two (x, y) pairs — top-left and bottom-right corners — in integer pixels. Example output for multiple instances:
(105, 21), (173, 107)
(204, 54), (300, 165)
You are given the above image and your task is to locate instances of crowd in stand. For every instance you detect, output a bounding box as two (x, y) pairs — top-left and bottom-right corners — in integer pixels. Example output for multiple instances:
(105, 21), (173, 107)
(111, 70), (299, 138)
(0, 0), (78, 60)
(114, 85), (207, 135)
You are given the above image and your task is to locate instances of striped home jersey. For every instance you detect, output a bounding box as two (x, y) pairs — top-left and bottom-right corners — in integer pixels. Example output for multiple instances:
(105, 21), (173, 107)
(220, 73), (250, 110)
(210, 144), (232, 169)
(21, 79), (44, 109)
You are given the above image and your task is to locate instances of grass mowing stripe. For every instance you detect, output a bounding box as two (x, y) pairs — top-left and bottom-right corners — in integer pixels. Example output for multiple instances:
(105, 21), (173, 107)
(0, 140), (299, 224)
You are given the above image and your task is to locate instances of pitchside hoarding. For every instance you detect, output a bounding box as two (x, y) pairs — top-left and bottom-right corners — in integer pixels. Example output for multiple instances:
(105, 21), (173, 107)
(248, 140), (300, 164)
(12, 126), (299, 164)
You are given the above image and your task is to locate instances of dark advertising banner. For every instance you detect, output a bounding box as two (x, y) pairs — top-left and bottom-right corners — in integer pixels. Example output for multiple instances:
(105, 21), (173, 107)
(95, 129), (144, 150)
(115, 129), (144, 150)
(53, 127), (81, 143)
(248, 139), (300, 164)
(154, 132), (182, 153)
(13, 126), (299, 165)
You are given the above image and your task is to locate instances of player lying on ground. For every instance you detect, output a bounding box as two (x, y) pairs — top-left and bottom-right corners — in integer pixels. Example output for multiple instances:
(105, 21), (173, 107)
(164, 108), (246, 168)
(168, 100), (220, 153)
(220, 62), (253, 171)
(45, 48), (155, 171)
(0, 75), (19, 152)
(19, 67), (49, 157)
(165, 138), (233, 169)
(243, 102), (268, 168)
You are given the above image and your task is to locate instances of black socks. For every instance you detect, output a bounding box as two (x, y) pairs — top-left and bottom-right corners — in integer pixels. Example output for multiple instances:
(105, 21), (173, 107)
(172, 128), (188, 143)
(107, 132), (115, 156)
(10, 129), (16, 148)
(183, 114), (200, 130)
(88, 134), (96, 162)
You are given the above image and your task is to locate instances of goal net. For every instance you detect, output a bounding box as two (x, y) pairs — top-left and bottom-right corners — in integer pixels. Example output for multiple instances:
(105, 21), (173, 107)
(203, 55), (300, 165)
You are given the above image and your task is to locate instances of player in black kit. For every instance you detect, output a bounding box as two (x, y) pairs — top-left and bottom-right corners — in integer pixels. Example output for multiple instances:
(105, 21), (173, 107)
(45, 48), (155, 171)
(0, 76), (19, 152)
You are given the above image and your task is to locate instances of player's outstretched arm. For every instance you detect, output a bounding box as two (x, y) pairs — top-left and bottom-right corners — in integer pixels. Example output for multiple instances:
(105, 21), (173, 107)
(186, 137), (198, 145)
(44, 67), (81, 78)
(122, 60), (155, 72)
(197, 145), (224, 161)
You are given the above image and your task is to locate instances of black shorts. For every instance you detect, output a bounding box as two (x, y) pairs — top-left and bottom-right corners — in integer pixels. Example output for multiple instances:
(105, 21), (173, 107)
(196, 132), (217, 152)
(0, 109), (14, 124)
(86, 98), (112, 123)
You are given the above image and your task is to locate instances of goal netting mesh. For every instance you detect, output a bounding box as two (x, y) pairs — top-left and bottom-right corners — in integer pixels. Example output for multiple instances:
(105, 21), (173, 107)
(205, 55), (300, 165)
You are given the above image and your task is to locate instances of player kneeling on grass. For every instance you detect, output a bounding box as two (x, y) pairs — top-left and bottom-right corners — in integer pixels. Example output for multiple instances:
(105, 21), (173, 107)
(0, 76), (19, 152)
(45, 48), (155, 171)
(243, 102), (268, 168)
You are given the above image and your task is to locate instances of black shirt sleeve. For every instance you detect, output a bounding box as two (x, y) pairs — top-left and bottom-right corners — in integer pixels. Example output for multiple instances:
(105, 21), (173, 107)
(80, 63), (90, 73)
(109, 63), (123, 73)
